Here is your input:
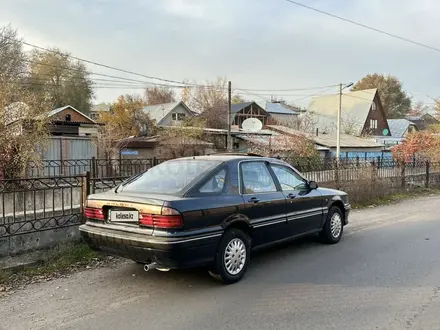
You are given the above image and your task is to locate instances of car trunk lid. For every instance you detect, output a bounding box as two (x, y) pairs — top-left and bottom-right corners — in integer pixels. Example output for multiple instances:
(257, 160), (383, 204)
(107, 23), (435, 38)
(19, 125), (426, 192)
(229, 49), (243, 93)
(85, 191), (183, 234)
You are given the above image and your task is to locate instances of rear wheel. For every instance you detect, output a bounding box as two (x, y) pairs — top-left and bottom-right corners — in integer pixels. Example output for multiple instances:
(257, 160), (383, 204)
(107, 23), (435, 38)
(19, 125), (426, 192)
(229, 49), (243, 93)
(319, 206), (344, 244)
(209, 228), (251, 284)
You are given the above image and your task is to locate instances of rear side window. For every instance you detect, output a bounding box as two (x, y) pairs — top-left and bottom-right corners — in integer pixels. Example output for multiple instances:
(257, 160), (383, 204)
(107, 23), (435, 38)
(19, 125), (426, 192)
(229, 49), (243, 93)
(199, 169), (227, 193)
(241, 162), (277, 194)
(122, 159), (221, 194)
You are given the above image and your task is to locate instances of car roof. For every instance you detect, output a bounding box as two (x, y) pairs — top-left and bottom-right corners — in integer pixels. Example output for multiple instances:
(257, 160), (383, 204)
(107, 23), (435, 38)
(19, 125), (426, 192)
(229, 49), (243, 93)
(170, 154), (285, 163)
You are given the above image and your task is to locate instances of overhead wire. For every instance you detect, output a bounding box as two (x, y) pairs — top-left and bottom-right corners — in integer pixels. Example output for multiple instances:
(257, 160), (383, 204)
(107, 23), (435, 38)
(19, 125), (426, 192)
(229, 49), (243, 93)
(3, 37), (358, 94)
(282, 0), (440, 53)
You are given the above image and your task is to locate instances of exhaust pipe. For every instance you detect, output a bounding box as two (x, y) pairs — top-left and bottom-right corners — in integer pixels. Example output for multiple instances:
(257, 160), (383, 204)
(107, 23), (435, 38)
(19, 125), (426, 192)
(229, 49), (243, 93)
(144, 263), (157, 272)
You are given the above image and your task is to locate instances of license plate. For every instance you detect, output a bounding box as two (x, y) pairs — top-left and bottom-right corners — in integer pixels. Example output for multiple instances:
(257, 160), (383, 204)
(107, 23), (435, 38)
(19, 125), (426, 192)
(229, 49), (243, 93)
(109, 210), (139, 223)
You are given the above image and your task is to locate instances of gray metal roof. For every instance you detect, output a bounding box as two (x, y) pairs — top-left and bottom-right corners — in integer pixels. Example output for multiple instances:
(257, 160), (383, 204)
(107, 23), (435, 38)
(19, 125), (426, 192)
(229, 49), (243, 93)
(265, 125), (381, 148)
(387, 119), (415, 138)
(265, 102), (298, 115)
(231, 102), (254, 115)
(142, 101), (192, 125)
(308, 89), (377, 136)
(313, 133), (381, 148)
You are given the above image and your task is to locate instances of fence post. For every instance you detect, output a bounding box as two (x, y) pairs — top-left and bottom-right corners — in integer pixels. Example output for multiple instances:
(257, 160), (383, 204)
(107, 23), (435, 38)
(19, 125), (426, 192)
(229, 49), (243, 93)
(334, 158), (340, 190)
(85, 171), (91, 196)
(356, 156), (360, 167)
(377, 156), (381, 169)
(400, 161), (406, 188)
(371, 158), (377, 187)
(82, 171), (91, 216)
(153, 157), (157, 166)
(91, 157), (96, 179)
(425, 160), (430, 188)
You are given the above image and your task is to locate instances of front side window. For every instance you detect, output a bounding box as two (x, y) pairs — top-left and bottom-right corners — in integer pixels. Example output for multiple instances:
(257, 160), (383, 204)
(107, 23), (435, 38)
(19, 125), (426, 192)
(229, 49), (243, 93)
(370, 119), (377, 129)
(241, 162), (277, 194)
(199, 169), (227, 193)
(122, 160), (221, 194)
(270, 164), (305, 191)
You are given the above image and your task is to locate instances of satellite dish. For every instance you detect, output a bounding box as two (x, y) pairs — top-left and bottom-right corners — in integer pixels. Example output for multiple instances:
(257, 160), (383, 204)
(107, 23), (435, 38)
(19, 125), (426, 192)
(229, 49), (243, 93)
(382, 128), (390, 136)
(242, 118), (263, 132)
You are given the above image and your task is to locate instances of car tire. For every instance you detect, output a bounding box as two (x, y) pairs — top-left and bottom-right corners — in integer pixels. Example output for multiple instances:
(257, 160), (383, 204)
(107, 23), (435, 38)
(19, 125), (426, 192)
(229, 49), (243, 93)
(319, 206), (344, 244)
(209, 228), (251, 284)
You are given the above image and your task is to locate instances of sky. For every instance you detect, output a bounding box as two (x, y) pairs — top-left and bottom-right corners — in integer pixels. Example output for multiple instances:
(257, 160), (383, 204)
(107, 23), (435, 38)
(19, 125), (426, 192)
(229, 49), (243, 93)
(1, 0), (440, 108)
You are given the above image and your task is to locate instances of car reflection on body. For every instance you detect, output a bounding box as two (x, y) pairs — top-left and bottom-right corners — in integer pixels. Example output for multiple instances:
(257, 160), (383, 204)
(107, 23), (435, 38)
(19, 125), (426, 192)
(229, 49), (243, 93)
(80, 154), (350, 284)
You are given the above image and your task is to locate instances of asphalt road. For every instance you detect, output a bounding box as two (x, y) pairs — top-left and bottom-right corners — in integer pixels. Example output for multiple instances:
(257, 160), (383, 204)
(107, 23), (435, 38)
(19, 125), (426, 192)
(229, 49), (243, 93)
(2, 195), (440, 330)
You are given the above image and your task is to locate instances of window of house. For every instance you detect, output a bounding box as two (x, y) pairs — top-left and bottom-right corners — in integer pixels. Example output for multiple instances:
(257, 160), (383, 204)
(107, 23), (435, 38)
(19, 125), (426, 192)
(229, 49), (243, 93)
(371, 102), (377, 111)
(241, 162), (277, 194)
(65, 114), (71, 122)
(370, 119), (377, 129)
(172, 113), (186, 121)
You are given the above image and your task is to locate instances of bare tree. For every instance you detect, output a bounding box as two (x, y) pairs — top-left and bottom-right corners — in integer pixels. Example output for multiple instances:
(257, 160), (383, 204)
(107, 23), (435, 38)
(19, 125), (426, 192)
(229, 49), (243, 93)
(0, 89), (51, 178)
(183, 77), (229, 129)
(341, 113), (363, 135)
(296, 111), (318, 134)
(157, 117), (208, 158)
(247, 134), (319, 159)
(145, 86), (176, 105)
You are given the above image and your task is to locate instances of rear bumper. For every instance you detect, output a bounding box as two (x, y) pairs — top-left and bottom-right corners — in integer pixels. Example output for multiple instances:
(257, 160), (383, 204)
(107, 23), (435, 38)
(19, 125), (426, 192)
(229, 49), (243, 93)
(79, 223), (222, 269)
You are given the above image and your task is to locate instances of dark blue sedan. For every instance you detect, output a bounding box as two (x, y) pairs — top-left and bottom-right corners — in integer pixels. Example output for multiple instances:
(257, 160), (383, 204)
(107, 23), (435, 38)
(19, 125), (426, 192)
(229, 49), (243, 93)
(80, 154), (350, 284)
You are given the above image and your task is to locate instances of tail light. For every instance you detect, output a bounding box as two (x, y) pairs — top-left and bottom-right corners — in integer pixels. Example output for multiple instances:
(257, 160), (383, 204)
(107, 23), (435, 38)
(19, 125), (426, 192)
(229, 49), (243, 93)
(85, 207), (104, 220)
(140, 206), (183, 229)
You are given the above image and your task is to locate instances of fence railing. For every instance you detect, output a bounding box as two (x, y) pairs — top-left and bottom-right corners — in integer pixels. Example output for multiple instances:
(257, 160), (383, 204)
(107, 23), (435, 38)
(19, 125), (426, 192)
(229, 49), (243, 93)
(19, 156), (424, 179)
(2, 159), (440, 242)
(0, 175), (85, 238)
(25, 158), (165, 179)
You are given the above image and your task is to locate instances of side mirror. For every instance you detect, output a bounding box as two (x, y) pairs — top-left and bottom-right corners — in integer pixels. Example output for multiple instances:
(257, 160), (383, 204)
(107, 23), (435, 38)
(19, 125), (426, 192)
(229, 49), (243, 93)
(308, 180), (318, 190)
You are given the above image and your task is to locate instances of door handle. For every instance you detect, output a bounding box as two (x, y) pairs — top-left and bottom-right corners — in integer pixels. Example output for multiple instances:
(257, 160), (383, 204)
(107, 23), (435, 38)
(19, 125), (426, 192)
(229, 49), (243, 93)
(248, 197), (260, 204)
(287, 193), (296, 199)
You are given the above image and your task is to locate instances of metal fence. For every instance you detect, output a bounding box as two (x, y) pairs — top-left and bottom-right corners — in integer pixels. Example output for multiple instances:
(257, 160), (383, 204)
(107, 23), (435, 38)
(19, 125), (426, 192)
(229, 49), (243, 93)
(21, 156), (423, 179)
(0, 175), (85, 238)
(26, 158), (162, 179)
(2, 158), (440, 241)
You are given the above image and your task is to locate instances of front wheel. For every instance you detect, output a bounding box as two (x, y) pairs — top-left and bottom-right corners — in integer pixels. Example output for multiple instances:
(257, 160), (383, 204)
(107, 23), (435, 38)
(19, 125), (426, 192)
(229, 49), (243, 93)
(209, 228), (251, 284)
(319, 206), (344, 244)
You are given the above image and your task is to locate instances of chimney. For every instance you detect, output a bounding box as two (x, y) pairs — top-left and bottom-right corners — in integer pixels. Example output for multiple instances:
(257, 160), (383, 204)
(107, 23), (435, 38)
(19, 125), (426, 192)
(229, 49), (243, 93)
(316, 128), (319, 136)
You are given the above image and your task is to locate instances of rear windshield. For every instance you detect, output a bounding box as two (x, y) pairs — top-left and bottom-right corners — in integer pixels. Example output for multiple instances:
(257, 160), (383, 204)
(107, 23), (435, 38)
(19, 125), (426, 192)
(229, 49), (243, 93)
(121, 159), (222, 194)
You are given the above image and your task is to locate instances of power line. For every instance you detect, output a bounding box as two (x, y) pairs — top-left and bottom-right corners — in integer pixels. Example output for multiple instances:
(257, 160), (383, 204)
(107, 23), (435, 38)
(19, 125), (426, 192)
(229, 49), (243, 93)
(7, 37), (355, 93)
(292, 86), (338, 102)
(18, 40), (199, 86)
(282, 0), (440, 53)
(6, 56), (189, 88)
(235, 84), (339, 92)
(234, 90), (335, 98)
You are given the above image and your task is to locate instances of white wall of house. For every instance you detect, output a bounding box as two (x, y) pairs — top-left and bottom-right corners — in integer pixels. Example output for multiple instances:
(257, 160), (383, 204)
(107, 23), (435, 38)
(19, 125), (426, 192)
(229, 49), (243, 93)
(159, 104), (193, 126)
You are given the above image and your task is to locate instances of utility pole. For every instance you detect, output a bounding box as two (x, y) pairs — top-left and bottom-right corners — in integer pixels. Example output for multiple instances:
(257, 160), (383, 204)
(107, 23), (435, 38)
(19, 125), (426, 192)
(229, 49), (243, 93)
(336, 83), (342, 159)
(227, 80), (232, 152)
(336, 82), (353, 159)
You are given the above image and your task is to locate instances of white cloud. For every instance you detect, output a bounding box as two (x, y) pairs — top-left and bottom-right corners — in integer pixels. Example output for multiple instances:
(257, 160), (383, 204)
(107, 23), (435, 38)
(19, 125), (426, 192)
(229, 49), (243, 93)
(161, 0), (206, 19)
(1, 0), (440, 108)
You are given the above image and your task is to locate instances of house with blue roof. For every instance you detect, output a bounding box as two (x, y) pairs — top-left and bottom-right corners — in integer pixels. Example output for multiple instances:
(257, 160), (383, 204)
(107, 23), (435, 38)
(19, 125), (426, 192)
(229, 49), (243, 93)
(374, 119), (417, 148)
(264, 101), (299, 125)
